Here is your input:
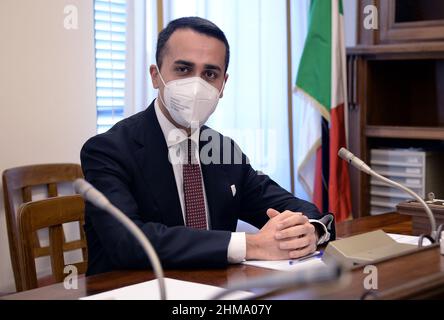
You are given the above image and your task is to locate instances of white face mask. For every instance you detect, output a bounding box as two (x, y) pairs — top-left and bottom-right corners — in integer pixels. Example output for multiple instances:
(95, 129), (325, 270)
(156, 66), (225, 128)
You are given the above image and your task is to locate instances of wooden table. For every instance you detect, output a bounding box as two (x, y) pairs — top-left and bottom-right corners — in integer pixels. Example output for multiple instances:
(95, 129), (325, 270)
(3, 213), (444, 300)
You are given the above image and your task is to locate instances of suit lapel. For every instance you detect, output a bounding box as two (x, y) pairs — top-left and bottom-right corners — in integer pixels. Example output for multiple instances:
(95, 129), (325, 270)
(133, 105), (234, 229)
(134, 103), (184, 226)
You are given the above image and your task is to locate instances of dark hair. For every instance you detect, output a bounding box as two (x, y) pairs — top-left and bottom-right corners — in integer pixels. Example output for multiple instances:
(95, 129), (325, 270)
(156, 17), (230, 73)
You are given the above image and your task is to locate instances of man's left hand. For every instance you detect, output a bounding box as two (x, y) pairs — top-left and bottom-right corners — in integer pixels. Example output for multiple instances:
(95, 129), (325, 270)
(267, 209), (319, 260)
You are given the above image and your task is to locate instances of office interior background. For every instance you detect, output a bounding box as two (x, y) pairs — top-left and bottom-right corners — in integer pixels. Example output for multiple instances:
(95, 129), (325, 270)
(0, 0), (359, 293)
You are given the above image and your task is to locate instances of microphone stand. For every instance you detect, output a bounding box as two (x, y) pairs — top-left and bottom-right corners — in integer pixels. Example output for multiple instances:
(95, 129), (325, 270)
(74, 179), (167, 300)
(338, 148), (439, 242)
(211, 262), (342, 300)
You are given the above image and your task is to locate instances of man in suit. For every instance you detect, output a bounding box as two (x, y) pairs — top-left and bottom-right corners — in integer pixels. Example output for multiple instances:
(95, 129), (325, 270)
(81, 17), (335, 276)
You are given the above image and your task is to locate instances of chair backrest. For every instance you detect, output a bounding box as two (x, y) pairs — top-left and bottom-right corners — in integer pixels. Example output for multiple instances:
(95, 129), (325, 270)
(18, 195), (87, 291)
(2, 163), (84, 291)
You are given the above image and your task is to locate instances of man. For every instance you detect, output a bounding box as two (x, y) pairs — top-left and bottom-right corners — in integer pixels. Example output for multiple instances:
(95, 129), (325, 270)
(81, 17), (335, 276)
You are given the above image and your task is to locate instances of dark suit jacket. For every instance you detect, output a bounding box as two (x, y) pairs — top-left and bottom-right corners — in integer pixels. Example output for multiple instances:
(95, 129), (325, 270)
(81, 100), (335, 276)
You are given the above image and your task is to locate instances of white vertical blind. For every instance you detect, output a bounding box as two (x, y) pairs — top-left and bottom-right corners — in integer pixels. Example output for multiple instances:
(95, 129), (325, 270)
(94, 0), (127, 133)
(124, 0), (158, 117)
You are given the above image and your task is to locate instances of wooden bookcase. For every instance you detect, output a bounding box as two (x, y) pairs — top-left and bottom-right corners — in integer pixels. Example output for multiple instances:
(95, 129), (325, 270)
(347, 1), (444, 217)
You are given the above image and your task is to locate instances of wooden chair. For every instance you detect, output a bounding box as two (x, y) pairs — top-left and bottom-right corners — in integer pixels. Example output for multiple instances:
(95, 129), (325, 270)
(2, 163), (84, 291)
(17, 195), (87, 290)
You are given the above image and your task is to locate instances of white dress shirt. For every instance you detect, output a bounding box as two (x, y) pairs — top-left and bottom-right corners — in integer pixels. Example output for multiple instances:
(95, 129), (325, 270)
(154, 99), (329, 263)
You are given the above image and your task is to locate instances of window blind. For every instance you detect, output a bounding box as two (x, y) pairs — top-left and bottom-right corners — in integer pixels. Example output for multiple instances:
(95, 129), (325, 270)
(94, 0), (127, 133)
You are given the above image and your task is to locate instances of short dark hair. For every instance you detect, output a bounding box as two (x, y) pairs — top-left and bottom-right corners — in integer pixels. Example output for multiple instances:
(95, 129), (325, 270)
(156, 17), (230, 73)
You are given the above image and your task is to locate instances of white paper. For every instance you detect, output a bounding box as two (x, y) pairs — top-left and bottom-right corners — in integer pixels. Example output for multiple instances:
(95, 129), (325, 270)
(81, 277), (254, 300)
(387, 233), (432, 246)
(242, 251), (327, 272)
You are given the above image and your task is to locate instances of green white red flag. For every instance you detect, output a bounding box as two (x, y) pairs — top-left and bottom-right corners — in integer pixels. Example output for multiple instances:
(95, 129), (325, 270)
(295, 0), (352, 221)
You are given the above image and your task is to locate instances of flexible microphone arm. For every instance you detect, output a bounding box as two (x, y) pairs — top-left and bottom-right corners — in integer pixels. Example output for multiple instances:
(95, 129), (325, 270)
(338, 148), (437, 240)
(212, 262), (342, 300)
(74, 179), (167, 300)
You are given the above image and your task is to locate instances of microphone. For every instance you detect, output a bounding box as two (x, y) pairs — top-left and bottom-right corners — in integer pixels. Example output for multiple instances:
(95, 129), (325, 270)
(212, 262), (342, 300)
(338, 148), (437, 239)
(73, 178), (167, 300)
(338, 148), (372, 175)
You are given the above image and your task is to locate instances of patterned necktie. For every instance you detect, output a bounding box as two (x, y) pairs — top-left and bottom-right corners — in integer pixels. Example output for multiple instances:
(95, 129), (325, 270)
(183, 139), (207, 229)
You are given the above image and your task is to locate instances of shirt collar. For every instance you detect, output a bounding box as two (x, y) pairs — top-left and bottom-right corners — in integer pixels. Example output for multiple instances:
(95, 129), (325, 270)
(154, 99), (189, 148)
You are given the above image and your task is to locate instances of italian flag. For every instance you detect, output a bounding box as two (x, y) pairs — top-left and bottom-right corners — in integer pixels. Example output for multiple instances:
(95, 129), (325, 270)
(295, 0), (351, 221)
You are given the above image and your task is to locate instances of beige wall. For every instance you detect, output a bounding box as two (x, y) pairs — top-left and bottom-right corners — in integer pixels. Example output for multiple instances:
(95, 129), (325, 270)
(0, 0), (96, 292)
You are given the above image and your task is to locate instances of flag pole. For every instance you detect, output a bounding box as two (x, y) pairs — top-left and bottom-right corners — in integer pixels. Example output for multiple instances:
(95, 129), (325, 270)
(157, 0), (164, 34)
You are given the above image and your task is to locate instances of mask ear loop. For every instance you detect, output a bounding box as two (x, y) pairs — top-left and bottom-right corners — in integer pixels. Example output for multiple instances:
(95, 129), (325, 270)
(217, 79), (226, 98)
(156, 65), (168, 107)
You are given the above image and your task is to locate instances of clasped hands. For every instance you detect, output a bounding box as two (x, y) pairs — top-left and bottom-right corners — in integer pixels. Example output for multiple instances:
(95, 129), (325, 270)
(246, 209), (318, 260)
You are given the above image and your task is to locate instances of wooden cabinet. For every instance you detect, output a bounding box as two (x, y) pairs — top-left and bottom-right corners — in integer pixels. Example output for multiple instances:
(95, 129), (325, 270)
(347, 1), (444, 218)
(358, 0), (444, 45)
(347, 42), (444, 217)
(380, 0), (444, 43)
